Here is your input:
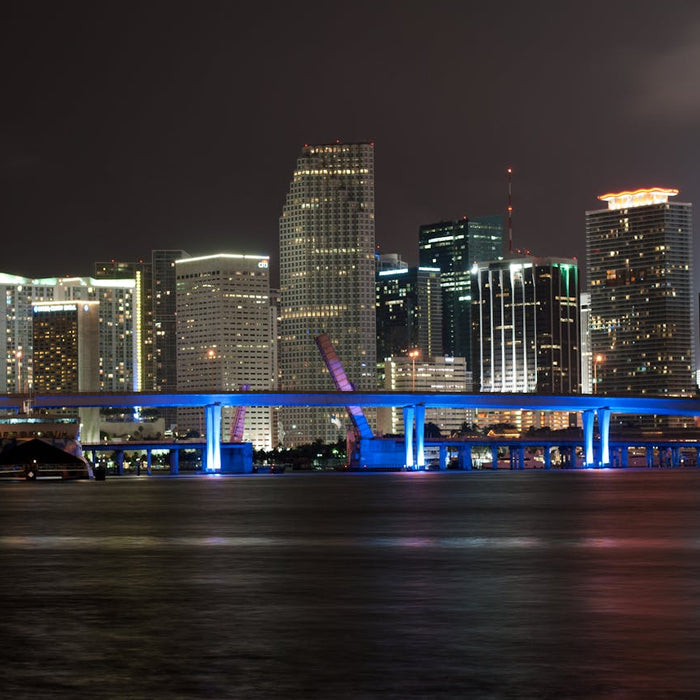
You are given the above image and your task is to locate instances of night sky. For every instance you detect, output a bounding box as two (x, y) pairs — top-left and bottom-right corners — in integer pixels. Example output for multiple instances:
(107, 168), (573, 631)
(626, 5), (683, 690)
(4, 1), (700, 286)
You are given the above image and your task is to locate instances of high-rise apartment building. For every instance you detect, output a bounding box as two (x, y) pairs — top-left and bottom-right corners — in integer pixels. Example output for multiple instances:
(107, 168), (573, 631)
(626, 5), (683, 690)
(95, 260), (154, 392)
(175, 254), (275, 449)
(0, 273), (139, 395)
(376, 266), (442, 360)
(471, 257), (580, 394)
(279, 141), (376, 445)
(32, 300), (100, 440)
(586, 187), (694, 397)
(419, 215), (503, 365)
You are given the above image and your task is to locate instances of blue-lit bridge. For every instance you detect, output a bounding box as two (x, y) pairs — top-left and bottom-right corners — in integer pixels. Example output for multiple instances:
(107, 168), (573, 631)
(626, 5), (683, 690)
(2, 390), (700, 471)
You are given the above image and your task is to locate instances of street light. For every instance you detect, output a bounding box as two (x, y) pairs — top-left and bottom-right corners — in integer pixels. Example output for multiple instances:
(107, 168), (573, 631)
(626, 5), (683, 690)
(408, 349), (420, 391)
(593, 354), (604, 394)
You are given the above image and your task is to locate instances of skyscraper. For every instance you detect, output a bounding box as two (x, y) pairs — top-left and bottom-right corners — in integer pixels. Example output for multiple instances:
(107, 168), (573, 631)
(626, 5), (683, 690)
(376, 266), (442, 360)
(175, 253), (275, 449)
(471, 256), (580, 394)
(32, 300), (100, 440)
(94, 260), (154, 392)
(586, 187), (694, 397)
(279, 141), (376, 445)
(0, 273), (140, 395)
(152, 250), (189, 427)
(419, 215), (503, 364)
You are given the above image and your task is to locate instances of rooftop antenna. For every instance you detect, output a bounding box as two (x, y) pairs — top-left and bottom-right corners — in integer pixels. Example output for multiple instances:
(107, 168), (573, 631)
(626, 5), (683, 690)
(507, 167), (513, 255)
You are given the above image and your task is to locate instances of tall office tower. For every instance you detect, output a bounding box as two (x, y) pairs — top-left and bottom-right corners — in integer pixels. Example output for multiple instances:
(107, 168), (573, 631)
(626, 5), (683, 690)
(94, 260), (154, 392)
(376, 356), (472, 436)
(586, 188), (694, 398)
(376, 266), (443, 360)
(175, 254), (275, 449)
(580, 292), (593, 394)
(152, 250), (189, 428)
(32, 301), (100, 440)
(471, 257), (581, 394)
(279, 141), (376, 445)
(419, 215), (503, 365)
(0, 274), (138, 395)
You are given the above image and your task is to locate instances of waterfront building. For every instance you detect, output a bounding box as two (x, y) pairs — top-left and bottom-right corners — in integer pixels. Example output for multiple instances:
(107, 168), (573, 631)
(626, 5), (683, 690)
(471, 256), (580, 394)
(376, 266), (443, 361)
(175, 253), (275, 449)
(0, 273), (139, 395)
(586, 187), (694, 398)
(32, 300), (100, 440)
(580, 292), (593, 394)
(419, 215), (503, 365)
(152, 250), (189, 428)
(279, 141), (376, 445)
(94, 260), (154, 392)
(376, 356), (472, 436)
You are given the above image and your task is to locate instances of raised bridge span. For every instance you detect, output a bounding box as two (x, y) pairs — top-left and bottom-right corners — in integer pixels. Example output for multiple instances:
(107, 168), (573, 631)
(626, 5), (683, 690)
(2, 391), (699, 470)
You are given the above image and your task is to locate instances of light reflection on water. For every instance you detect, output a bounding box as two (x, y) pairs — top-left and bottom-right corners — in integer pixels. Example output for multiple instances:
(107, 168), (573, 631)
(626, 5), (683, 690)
(4, 533), (700, 550)
(2, 471), (700, 698)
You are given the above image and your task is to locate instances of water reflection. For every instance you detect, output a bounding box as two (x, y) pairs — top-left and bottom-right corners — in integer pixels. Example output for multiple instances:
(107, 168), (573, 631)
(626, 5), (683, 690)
(2, 472), (700, 698)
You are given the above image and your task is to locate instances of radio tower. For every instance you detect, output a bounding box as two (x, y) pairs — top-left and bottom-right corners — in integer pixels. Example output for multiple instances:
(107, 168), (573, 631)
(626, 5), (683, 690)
(507, 167), (513, 254)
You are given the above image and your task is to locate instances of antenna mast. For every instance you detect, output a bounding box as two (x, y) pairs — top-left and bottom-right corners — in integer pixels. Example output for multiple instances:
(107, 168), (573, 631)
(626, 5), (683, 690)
(507, 167), (513, 255)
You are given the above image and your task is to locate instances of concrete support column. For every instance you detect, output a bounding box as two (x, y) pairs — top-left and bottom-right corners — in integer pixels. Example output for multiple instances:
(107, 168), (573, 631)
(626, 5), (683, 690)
(646, 446), (654, 468)
(696, 447), (700, 468)
(518, 446), (525, 470)
(459, 444), (472, 471)
(543, 446), (551, 470)
(491, 445), (499, 470)
(415, 404), (426, 468)
(582, 410), (595, 467)
(205, 403), (222, 472)
(439, 444), (447, 470)
(115, 449), (124, 476)
(597, 408), (611, 467)
(146, 449), (152, 476)
(403, 406), (415, 468)
(620, 445), (628, 468)
(169, 449), (179, 475)
(672, 446), (680, 468)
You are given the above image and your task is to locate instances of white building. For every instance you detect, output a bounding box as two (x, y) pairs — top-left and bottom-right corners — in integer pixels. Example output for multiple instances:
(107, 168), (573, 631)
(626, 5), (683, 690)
(175, 254), (275, 449)
(0, 273), (139, 395)
(377, 356), (473, 436)
(279, 142), (377, 445)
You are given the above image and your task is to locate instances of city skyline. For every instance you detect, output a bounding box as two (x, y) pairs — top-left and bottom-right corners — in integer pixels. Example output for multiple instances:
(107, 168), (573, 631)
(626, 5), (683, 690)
(3, 2), (700, 285)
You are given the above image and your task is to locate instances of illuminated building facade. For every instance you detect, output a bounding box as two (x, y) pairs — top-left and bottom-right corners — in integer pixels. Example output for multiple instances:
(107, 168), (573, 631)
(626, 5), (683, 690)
(471, 257), (580, 394)
(0, 273), (138, 395)
(175, 254), (275, 449)
(376, 266), (442, 361)
(95, 260), (154, 392)
(32, 301), (100, 440)
(586, 188), (694, 397)
(419, 215), (503, 365)
(279, 141), (376, 445)
(580, 292), (593, 394)
(377, 356), (472, 435)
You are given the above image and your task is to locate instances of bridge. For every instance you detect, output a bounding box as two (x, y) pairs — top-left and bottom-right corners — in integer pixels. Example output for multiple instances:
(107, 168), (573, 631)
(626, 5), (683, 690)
(2, 390), (700, 471)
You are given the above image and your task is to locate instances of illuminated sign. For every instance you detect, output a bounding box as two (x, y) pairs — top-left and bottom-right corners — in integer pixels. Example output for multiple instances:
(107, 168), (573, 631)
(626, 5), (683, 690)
(258, 260), (269, 268)
(33, 304), (77, 313)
